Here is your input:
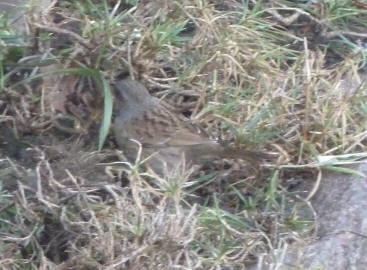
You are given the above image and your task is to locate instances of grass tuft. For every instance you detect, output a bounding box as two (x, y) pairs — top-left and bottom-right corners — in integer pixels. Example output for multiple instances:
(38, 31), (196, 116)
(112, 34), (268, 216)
(1, 0), (367, 268)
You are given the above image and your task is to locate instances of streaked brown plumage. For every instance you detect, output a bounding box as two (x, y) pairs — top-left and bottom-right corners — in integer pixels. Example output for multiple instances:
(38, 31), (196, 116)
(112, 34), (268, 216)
(113, 79), (264, 172)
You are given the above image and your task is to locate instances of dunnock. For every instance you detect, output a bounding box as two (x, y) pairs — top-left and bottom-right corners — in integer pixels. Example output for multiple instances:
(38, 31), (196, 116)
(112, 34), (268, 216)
(113, 79), (265, 173)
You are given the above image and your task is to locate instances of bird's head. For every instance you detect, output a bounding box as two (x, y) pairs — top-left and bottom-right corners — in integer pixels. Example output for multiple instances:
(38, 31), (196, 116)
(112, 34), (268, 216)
(113, 79), (151, 107)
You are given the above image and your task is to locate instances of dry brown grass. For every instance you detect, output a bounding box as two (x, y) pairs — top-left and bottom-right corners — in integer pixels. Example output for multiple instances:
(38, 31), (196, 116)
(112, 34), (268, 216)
(1, 0), (367, 269)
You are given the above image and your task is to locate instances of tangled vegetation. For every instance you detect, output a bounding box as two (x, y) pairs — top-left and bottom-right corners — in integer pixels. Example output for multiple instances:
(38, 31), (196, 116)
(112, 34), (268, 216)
(1, 0), (367, 269)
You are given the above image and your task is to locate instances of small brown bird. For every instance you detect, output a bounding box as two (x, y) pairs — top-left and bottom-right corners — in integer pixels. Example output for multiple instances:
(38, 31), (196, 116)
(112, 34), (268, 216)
(113, 79), (265, 173)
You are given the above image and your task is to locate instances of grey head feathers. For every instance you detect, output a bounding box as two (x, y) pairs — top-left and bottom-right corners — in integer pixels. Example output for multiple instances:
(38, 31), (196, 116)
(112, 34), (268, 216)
(114, 79), (152, 107)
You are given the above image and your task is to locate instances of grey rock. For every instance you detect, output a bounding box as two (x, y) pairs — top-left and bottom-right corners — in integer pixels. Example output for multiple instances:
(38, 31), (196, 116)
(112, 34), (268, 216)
(254, 163), (367, 270)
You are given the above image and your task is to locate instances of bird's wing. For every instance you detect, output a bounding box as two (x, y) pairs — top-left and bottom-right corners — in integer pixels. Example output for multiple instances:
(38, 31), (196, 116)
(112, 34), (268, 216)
(124, 103), (211, 147)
